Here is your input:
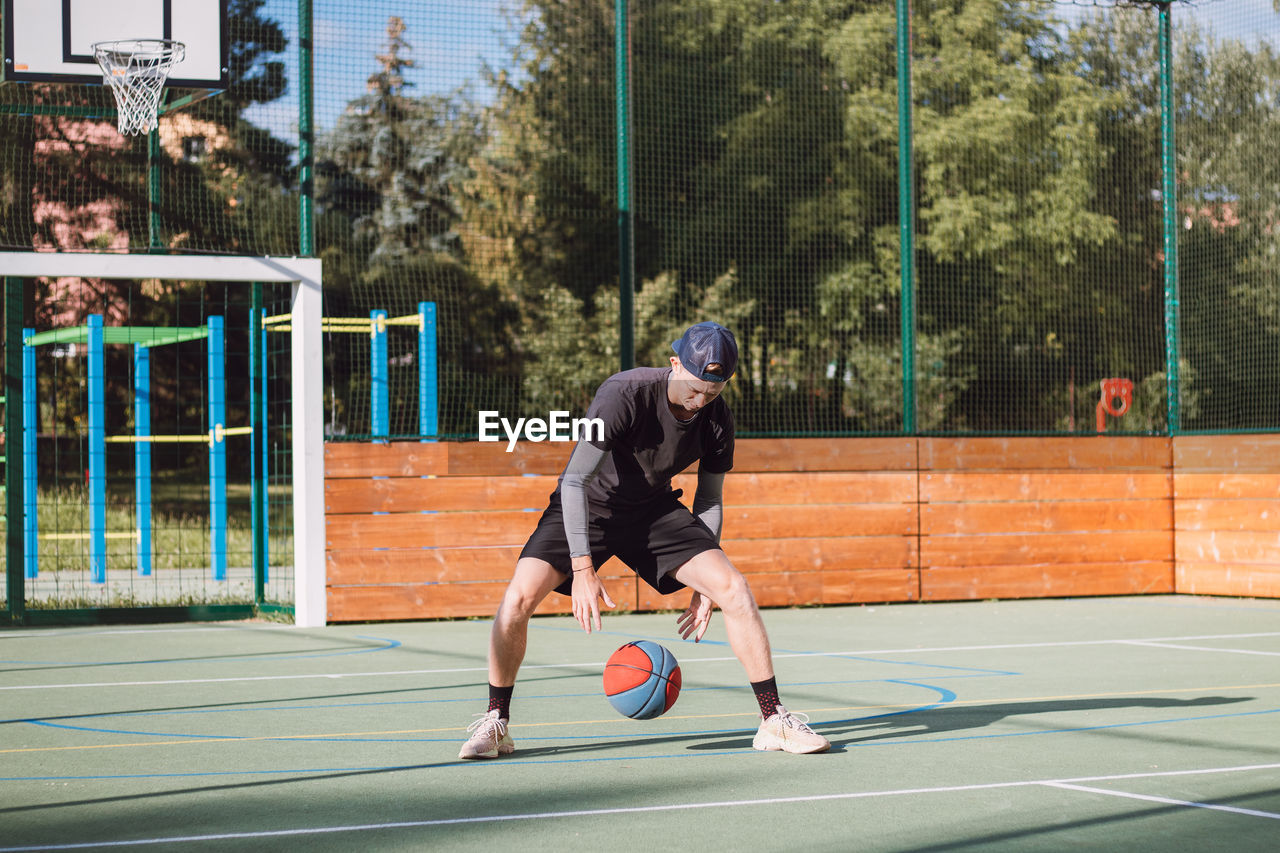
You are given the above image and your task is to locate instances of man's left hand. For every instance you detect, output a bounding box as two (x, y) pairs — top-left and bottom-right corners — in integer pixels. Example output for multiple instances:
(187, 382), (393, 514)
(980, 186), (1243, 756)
(677, 590), (713, 642)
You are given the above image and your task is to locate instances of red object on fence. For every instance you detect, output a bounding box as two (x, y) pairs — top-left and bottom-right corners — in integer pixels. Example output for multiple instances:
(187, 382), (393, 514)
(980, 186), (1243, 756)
(1096, 378), (1133, 433)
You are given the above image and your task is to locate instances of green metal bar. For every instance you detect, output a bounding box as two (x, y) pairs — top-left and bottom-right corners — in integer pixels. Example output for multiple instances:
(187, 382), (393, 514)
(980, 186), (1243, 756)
(250, 284), (268, 604)
(897, 0), (917, 434)
(1159, 2), (1180, 434)
(4, 277), (25, 624)
(298, 0), (316, 256)
(615, 0), (635, 372)
(19, 604), (259, 626)
(148, 128), (163, 250)
(0, 104), (116, 118)
(157, 88), (224, 116)
(24, 326), (208, 348)
(23, 327), (91, 346)
(129, 328), (212, 348)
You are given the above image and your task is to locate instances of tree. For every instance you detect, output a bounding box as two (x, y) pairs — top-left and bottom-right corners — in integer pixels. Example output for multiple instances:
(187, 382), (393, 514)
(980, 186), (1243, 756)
(317, 17), (514, 437)
(461, 0), (854, 428)
(1158, 17), (1280, 429)
(460, 0), (1280, 434)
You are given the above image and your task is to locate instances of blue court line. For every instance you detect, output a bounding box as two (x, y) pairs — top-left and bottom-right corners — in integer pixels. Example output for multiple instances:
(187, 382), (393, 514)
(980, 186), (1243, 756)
(833, 679), (957, 722)
(2, 674), (994, 724)
(10, 678), (959, 738)
(0, 766), (427, 783)
(0, 635), (402, 668)
(788, 652), (1016, 677)
(1121, 597), (1280, 614)
(0, 751), (760, 783)
(22, 721), (247, 739)
(524, 622), (1018, 678)
(4, 707), (1277, 783)
(6, 705), (1280, 783)
(7, 676), (952, 742)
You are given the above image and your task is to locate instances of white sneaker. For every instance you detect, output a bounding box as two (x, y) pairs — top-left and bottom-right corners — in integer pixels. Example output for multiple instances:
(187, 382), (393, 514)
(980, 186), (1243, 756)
(458, 710), (515, 759)
(753, 705), (830, 754)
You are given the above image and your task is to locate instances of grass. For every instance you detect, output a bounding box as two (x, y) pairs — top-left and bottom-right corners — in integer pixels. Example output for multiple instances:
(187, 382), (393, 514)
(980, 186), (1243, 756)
(2, 485), (292, 574)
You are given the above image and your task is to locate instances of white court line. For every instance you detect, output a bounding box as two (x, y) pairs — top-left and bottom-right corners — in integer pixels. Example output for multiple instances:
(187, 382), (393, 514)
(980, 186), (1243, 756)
(2, 762), (1279, 851)
(0, 626), (291, 639)
(4, 632), (1280, 692)
(1044, 781), (1280, 820)
(1122, 641), (1280, 657)
(0, 663), (595, 692)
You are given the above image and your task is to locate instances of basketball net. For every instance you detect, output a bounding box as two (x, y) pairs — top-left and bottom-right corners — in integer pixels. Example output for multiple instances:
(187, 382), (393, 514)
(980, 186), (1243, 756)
(92, 39), (186, 136)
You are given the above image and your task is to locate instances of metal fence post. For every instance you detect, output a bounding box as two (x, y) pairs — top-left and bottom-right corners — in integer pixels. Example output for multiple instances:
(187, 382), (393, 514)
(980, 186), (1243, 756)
(897, 0), (916, 434)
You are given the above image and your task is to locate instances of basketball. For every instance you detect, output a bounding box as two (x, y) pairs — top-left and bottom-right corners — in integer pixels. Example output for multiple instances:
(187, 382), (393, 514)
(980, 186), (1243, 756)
(603, 640), (681, 720)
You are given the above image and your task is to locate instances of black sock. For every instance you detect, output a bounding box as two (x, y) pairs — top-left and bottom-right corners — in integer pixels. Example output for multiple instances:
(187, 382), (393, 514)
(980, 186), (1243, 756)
(488, 684), (514, 720)
(751, 677), (781, 718)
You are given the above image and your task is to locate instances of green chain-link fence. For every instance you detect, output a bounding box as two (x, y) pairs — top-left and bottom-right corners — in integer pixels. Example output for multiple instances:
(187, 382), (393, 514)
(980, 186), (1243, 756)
(1, 0), (1277, 444)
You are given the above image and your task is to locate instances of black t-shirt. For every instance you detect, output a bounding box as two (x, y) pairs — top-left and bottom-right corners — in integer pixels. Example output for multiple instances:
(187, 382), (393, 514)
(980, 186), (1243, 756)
(557, 367), (734, 516)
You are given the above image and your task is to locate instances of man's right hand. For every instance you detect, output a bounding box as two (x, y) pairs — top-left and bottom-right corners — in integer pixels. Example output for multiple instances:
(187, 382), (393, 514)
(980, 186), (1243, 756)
(570, 555), (615, 633)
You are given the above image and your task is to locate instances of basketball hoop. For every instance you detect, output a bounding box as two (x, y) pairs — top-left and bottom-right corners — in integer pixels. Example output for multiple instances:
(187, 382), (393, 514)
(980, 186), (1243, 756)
(92, 39), (186, 136)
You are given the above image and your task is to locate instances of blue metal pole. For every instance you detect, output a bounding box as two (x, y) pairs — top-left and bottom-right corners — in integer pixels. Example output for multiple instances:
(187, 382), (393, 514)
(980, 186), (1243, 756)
(22, 329), (37, 580)
(134, 344), (151, 576)
(208, 315), (226, 582)
(88, 315), (106, 584)
(371, 310), (388, 440)
(418, 302), (437, 441)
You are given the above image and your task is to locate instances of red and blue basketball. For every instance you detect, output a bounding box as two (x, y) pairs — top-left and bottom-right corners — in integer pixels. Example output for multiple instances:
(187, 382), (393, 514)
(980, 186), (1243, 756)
(603, 640), (681, 720)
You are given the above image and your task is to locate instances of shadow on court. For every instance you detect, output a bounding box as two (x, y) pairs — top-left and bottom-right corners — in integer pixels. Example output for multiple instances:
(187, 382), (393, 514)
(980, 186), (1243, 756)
(889, 786), (1280, 853)
(0, 761), (466, 817)
(3, 695), (1257, 821)
(687, 695), (1254, 751)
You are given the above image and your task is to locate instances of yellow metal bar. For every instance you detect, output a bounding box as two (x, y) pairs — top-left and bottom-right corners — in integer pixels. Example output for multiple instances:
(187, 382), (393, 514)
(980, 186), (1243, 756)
(106, 426), (255, 444)
(267, 323), (382, 333)
(268, 312), (378, 326)
(265, 315), (420, 331)
(41, 531), (140, 540)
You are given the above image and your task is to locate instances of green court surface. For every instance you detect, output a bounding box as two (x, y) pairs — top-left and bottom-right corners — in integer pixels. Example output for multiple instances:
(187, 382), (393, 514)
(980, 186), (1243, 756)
(2, 595), (1279, 851)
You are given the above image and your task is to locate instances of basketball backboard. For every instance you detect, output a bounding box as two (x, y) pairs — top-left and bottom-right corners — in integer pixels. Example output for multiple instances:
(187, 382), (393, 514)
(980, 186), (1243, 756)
(3, 0), (228, 88)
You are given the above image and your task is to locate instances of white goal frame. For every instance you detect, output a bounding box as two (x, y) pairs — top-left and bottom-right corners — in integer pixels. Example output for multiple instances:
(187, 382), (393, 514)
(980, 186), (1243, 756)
(1, 252), (327, 627)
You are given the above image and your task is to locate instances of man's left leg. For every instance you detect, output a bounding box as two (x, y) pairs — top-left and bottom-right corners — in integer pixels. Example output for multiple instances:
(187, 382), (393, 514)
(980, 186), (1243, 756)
(672, 550), (830, 754)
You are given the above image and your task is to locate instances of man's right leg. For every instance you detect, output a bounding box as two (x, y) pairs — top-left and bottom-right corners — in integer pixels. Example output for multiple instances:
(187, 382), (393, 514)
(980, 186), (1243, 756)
(459, 557), (565, 759)
(489, 557), (566, 687)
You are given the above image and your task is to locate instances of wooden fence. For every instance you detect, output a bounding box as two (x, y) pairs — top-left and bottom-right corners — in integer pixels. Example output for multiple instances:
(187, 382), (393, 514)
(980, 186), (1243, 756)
(323, 435), (1280, 622)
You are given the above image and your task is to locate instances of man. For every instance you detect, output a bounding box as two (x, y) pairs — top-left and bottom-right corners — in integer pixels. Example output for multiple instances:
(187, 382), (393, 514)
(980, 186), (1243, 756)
(460, 321), (830, 758)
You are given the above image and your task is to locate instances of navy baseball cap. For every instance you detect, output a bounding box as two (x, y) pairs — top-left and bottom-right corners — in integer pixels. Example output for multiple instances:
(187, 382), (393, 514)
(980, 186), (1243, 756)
(671, 321), (738, 382)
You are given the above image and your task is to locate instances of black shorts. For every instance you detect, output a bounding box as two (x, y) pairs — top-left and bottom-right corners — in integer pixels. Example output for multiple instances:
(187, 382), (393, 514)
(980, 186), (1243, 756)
(520, 490), (720, 597)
